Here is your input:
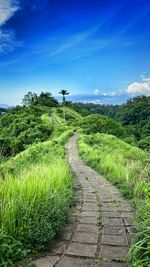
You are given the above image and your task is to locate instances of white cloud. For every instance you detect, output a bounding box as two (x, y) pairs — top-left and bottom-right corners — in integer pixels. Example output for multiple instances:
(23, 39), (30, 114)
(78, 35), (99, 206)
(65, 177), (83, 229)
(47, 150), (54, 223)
(142, 77), (150, 82)
(140, 75), (150, 82)
(0, 0), (22, 54)
(94, 89), (101, 95)
(0, 0), (20, 26)
(126, 77), (150, 95)
(49, 24), (102, 57)
(0, 29), (22, 53)
(94, 90), (121, 98)
(102, 91), (118, 97)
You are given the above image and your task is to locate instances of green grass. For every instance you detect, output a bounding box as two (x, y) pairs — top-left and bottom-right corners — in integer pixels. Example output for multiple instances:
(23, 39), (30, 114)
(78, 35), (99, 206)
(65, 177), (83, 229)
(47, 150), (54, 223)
(52, 107), (82, 124)
(78, 133), (150, 267)
(41, 113), (53, 124)
(0, 130), (73, 267)
(51, 108), (64, 124)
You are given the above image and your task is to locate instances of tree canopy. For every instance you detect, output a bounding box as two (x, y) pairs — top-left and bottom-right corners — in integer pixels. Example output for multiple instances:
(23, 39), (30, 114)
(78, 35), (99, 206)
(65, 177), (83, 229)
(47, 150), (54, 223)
(59, 90), (69, 104)
(23, 91), (59, 107)
(0, 92), (60, 156)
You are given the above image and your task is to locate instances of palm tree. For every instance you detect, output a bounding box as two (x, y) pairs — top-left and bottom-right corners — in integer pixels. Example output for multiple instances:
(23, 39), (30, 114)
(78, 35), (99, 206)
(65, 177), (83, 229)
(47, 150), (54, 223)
(59, 89), (69, 105)
(59, 90), (69, 122)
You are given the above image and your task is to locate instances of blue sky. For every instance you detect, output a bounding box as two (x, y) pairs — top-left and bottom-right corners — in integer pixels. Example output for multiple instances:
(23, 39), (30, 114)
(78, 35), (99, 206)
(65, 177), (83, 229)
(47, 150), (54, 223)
(0, 0), (150, 105)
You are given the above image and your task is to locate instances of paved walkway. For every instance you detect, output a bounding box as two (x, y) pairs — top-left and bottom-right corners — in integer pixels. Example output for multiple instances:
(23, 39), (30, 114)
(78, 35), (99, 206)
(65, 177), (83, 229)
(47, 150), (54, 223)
(31, 134), (134, 267)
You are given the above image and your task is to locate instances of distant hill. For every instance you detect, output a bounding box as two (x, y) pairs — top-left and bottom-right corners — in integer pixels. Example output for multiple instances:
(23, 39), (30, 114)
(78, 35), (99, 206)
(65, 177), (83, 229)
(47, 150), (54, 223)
(0, 104), (9, 108)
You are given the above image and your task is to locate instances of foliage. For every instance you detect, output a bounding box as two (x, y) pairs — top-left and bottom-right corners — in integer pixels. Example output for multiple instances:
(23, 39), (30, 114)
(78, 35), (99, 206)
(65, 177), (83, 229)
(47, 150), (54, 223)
(0, 93), (80, 157)
(68, 101), (119, 117)
(71, 96), (150, 147)
(56, 107), (82, 124)
(114, 96), (150, 141)
(0, 130), (73, 266)
(0, 104), (54, 156)
(138, 136), (150, 151)
(22, 92), (59, 107)
(1, 91), (150, 266)
(75, 114), (126, 138)
(65, 101), (91, 117)
(78, 133), (150, 266)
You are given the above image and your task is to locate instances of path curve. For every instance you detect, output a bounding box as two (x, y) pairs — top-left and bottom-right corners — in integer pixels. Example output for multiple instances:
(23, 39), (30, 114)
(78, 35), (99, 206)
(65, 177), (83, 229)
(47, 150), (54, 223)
(32, 133), (134, 267)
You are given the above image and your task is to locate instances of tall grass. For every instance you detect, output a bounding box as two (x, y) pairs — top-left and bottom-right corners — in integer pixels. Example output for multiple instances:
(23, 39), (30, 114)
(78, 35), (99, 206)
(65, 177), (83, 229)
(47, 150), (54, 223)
(78, 133), (150, 266)
(0, 130), (73, 266)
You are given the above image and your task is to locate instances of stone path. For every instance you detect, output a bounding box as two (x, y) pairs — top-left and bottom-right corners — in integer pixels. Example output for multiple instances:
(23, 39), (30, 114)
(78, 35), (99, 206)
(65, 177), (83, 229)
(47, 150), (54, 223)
(31, 134), (134, 267)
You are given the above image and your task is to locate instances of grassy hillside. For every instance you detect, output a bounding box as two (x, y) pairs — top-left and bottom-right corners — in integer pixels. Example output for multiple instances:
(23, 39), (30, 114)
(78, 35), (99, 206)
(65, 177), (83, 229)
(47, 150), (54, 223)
(0, 104), (81, 158)
(51, 107), (82, 124)
(0, 130), (73, 266)
(70, 96), (150, 150)
(78, 133), (150, 266)
(0, 92), (150, 266)
(75, 114), (126, 138)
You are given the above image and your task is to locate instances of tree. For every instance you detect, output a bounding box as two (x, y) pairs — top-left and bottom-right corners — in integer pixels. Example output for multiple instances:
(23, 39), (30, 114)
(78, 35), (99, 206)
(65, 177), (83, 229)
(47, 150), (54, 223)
(35, 92), (59, 107)
(22, 92), (37, 106)
(59, 90), (69, 104)
(22, 91), (59, 108)
(59, 90), (69, 122)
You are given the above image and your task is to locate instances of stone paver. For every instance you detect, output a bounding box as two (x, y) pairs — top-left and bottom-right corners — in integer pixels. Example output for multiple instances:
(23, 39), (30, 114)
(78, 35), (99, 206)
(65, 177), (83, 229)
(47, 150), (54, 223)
(102, 226), (126, 235)
(30, 133), (134, 267)
(100, 262), (128, 267)
(66, 242), (97, 257)
(57, 256), (93, 267)
(59, 231), (72, 241)
(32, 256), (59, 267)
(72, 231), (98, 244)
(76, 224), (98, 233)
(79, 216), (97, 224)
(100, 245), (128, 261)
(101, 234), (128, 246)
(102, 217), (124, 226)
(49, 241), (67, 255)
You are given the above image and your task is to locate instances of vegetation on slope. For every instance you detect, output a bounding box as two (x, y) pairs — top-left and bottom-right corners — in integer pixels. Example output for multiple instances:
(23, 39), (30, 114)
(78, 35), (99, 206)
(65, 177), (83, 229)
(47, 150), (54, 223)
(70, 96), (150, 149)
(75, 114), (126, 138)
(0, 104), (54, 157)
(1, 91), (150, 266)
(113, 96), (150, 148)
(53, 107), (82, 123)
(78, 133), (150, 266)
(0, 93), (81, 158)
(0, 130), (73, 267)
